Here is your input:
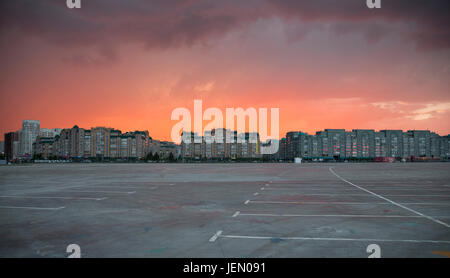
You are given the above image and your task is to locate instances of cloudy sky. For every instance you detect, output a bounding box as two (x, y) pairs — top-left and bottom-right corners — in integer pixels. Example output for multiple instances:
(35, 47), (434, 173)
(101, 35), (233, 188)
(0, 0), (449, 141)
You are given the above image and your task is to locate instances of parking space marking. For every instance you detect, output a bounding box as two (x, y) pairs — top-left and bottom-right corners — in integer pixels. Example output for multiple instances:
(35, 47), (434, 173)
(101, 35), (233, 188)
(0, 205), (65, 210)
(0, 195), (107, 200)
(255, 191), (449, 197)
(236, 213), (432, 218)
(245, 200), (450, 206)
(257, 192), (373, 196)
(329, 167), (450, 228)
(209, 230), (223, 242)
(62, 190), (136, 194)
(247, 200), (389, 205)
(260, 187), (450, 192)
(262, 187), (361, 191)
(72, 185), (157, 190)
(382, 194), (450, 197)
(215, 234), (450, 244)
(232, 211), (240, 217)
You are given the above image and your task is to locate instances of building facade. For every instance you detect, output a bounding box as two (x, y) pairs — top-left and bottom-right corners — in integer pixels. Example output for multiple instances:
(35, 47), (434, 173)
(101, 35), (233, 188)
(4, 132), (19, 161)
(280, 129), (450, 161)
(33, 125), (152, 159)
(181, 129), (261, 160)
(19, 120), (40, 157)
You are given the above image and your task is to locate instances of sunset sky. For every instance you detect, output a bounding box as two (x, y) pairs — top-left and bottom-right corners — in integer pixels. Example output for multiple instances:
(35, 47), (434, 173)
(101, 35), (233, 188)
(1, 0), (449, 142)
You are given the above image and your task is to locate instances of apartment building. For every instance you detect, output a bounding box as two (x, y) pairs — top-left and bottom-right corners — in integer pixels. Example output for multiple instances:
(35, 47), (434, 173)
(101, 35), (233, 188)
(281, 129), (450, 160)
(181, 129), (261, 159)
(34, 125), (151, 159)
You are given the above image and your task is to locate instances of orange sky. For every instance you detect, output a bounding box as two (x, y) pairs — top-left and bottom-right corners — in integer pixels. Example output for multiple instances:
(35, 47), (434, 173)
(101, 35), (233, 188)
(1, 1), (449, 142)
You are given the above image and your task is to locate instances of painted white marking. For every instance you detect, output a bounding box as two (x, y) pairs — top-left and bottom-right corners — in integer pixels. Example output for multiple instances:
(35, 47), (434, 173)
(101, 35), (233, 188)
(244, 200), (250, 205)
(232, 211), (240, 217)
(329, 167), (450, 228)
(253, 192), (259, 196)
(0, 195), (107, 200)
(259, 191), (450, 197)
(383, 195), (450, 197)
(262, 188), (363, 193)
(0, 206), (65, 210)
(209, 230), (223, 242)
(248, 201), (389, 205)
(237, 213), (427, 218)
(259, 193), (371, 196)
(260, 187), (450, 192)
(260, 188), (265, 191)
(72, 185), (157, 190)
(218, 234), (450, 244)
(63, 190), (136, 194)
(247, 200), (450, 206)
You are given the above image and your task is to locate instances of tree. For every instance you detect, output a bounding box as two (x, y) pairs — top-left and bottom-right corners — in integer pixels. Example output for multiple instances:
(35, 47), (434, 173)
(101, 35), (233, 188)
(145, 152), (153, 162)
(33, 153), (43, 160)
(168, 152), (175, 162)
(153, 152), (159, 161)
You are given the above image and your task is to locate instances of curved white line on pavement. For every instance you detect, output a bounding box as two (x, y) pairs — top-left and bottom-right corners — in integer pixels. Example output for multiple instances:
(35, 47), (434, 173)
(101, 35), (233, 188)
(329, 167), (450, 228)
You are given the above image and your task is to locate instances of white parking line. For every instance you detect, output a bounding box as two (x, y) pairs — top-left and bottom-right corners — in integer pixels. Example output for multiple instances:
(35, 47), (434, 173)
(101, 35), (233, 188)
(0, 195), (107, 201)
(216, 234), (450, 244)
(258, 193), (372, 196)
(236, 213), (430, 218)
(63, 190), (136, 194)
(232, 211), (240, 217)
(209, 230), (223, 242)
(260, 187), (450, 192)
(244, 200), (250, 205)
(370, 189), (450, 192)
(246, 200), (450, 206)
(383, 195), (450, 197)
(248, 201), (388, 205)
(329, 167), (450, 228)
(257, 191), (449, 197)
(0, 205), (65, 210)
(72, 185), (157, 190)
(253, 192), (259, 196)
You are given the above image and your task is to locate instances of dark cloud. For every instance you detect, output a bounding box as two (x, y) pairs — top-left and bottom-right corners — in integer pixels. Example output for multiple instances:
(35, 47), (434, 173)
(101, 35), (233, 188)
(0, 0), (448, 51)
(267, 0), (450, 50)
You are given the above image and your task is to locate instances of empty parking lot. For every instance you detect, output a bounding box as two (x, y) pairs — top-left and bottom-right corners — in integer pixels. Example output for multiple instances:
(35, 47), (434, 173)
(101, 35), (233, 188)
(0, 162), (449, 257)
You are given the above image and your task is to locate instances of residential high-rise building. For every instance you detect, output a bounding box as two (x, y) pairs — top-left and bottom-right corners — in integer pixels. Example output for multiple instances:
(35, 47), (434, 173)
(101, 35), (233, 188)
(34, 125), (151, 159)
(440, 135), (450, 159)
(4, 131), (19, 161)
(380, 130), (403, 158)
(282, 129), (447, 161)
(180, 129), (261, 159)
(40, 128), (62, 138)
(158, 141), (178, 159)
(32, 136), (54, 159)
(374, 132), (387, 157)
(19, 120), (40, 157)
